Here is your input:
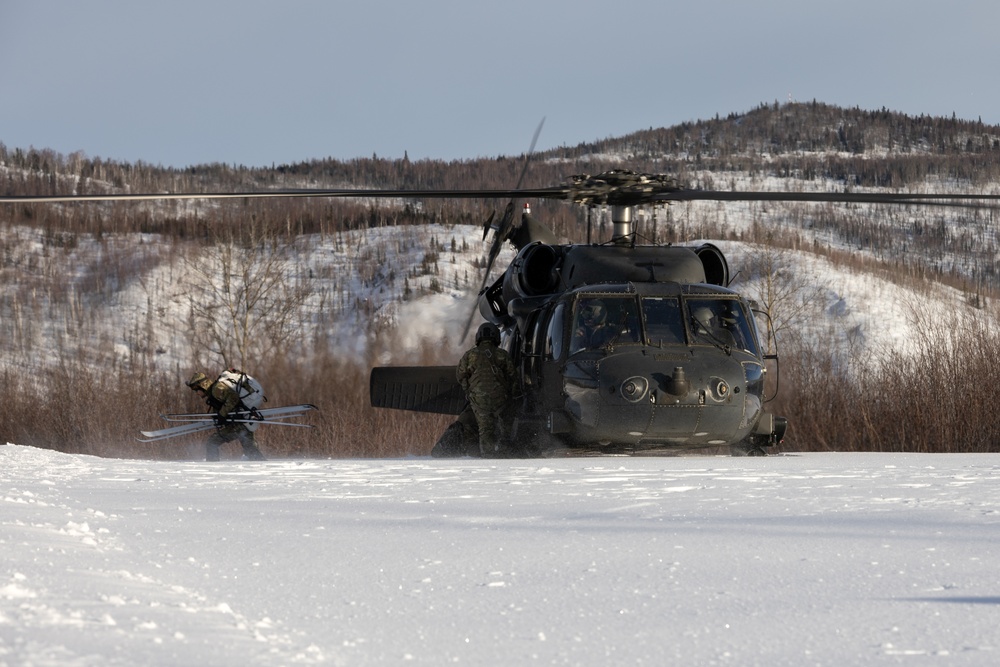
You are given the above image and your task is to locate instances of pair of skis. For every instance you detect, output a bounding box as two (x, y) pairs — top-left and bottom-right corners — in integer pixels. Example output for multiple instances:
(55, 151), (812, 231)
(137, 404), (317, 442)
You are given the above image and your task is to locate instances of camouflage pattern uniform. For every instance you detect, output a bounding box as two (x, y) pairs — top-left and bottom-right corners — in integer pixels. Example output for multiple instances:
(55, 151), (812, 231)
(456, 329), (517, 457)
(187, 372), (266, 461)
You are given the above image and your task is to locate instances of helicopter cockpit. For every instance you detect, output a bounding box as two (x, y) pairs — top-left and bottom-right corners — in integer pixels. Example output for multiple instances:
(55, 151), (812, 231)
(514, 281), (773, 452)
(560, 287), (761, 357)
(569, 296), (641, 354)
(683, 298), (760, 355)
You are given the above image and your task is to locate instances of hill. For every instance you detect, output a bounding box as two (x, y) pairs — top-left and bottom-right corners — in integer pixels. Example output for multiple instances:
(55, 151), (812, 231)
(2, 101), (1000, 457)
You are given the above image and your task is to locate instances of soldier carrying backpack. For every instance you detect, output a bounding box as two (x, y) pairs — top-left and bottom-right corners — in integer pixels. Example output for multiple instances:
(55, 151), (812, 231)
(186, 369), (267, 461)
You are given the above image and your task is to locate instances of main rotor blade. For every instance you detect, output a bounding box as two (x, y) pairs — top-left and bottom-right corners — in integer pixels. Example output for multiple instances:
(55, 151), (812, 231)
(7, 188), (1000, 208)
(5, 163), (1000, 211)
(515, 118), (545, 191)
(0, 187), (564, 205)
(461, 118), (547, 343)
(653, 190), (1000, 207)
(483, 117), (546, 273)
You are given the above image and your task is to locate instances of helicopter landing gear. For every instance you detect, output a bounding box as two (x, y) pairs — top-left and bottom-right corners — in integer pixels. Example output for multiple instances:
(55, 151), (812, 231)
(430, 408), (480, 458)
(729, 437), (769, 457)
(430, 421), (475, 457)
(507, 419), (553, 459)
(729, 442), (767, 456)
(731, 415), (787, 456)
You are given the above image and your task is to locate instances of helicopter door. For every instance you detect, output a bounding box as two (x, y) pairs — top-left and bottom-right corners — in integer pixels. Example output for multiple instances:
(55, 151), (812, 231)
(533, 302), (567, 412)
(520, 310), (544, 386)
(546, 303), (567, 360)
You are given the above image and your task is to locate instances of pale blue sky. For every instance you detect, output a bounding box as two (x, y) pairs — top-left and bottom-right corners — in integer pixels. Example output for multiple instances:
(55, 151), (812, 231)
(3, 0), (997, 168)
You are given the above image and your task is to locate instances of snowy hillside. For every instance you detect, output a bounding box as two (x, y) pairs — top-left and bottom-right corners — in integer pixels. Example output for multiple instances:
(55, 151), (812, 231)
(3, 443), (999, 665)
(0, 221), (511, 373)
(0, 195), (977, 376)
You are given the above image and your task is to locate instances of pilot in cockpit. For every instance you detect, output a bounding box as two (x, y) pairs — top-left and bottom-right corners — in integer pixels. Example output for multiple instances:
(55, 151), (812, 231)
(691, 304), (738, 348)
(573, 299), (617, 350)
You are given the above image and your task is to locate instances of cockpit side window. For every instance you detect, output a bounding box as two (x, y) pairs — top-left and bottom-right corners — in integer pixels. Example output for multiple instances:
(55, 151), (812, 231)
(640, 297), (685, 345)
(545, 303), (565, 361)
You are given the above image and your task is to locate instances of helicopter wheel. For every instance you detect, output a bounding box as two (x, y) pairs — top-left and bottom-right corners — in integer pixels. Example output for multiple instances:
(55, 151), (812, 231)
(509, 420), (565, 458)
(507, 423), (551, 458)
(729, 439), (768, 457)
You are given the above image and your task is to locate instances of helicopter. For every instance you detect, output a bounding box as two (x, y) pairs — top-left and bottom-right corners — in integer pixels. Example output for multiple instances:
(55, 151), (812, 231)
(359, 169), (1000, 458)
(369, 170), (786, 458)
(5, 165), (1000, 458)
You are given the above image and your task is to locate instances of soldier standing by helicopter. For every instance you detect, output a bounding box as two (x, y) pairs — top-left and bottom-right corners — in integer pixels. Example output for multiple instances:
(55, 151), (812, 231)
(457, 323), (518, 457)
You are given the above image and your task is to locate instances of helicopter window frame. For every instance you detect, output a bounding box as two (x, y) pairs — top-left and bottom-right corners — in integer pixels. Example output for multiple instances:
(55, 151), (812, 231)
(517, 310), (542, 386)
(750, 306), (776, 359)
(545, 302), (566, 361)
(523, 310), (542, 357)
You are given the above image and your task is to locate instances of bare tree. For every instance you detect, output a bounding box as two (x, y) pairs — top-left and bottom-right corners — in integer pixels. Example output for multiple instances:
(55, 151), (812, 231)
(739, 239), (825, 355)
(184, 220), (312, 369)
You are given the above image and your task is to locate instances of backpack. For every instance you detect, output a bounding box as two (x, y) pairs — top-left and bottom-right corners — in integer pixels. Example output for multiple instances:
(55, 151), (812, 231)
(216, 368), (266, 410)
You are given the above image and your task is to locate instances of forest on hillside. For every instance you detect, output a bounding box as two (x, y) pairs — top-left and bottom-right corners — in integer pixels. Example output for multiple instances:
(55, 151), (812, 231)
(5, 101), (1000, 287)
(7, 100), (1000, 195)
(3, 101), (1000, 457)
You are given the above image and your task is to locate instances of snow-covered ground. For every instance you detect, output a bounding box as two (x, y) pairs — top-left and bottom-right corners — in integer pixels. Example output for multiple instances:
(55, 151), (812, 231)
(3, 443), (999, 665)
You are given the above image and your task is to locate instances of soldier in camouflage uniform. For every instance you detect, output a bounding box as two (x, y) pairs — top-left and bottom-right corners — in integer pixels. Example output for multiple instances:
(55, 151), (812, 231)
(186, 372), (267, 461)
(456, 323), (518, 457)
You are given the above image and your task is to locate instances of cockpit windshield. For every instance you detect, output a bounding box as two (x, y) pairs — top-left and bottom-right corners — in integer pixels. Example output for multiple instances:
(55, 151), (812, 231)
(640, 297), (686, 345)
(565, 293), (760, 356)
(569, 296), (641, 354)
(684, 298), (759, 355)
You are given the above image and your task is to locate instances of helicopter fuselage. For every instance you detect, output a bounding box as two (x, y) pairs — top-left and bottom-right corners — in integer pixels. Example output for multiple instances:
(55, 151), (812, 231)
(371, 205), (787, 456)
(508, 280), (777, 453)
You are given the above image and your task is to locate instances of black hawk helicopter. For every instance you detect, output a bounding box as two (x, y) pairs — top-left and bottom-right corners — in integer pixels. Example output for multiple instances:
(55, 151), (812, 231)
(363, 170), (1000, 458)
(5, 164), (1000, 458)
(369, 170), (786, 458)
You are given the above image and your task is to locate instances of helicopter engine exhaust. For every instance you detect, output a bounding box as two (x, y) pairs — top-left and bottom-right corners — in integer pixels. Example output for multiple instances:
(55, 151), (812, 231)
(695, 244), (729, 286)
(505, 242), (560, 299)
